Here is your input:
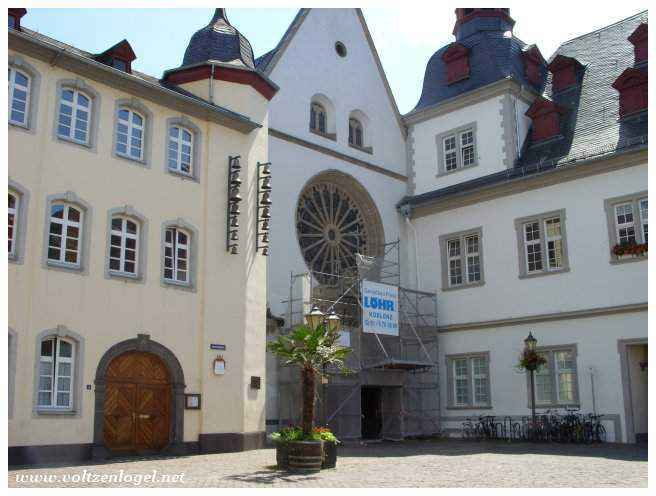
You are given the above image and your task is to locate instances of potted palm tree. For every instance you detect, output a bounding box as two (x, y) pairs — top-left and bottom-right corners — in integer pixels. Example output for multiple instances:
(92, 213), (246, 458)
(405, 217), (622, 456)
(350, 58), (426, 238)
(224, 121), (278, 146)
(268, 306), (351, 472)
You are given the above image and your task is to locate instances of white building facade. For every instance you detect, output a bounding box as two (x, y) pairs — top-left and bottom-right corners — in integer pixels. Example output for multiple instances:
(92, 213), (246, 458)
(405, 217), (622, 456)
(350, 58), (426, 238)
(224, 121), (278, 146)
(262, 8), (648, 443)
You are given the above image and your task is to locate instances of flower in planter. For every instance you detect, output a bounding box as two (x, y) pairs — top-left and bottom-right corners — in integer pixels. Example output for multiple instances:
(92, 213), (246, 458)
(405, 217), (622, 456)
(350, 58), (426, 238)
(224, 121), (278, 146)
(612, 241), (648, 257)
(517, 349), (547, 372)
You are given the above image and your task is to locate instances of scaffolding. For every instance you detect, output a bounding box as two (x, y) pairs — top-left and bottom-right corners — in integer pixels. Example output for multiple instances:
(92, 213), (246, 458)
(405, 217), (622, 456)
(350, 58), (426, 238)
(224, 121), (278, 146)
(277, 240), (440, 440)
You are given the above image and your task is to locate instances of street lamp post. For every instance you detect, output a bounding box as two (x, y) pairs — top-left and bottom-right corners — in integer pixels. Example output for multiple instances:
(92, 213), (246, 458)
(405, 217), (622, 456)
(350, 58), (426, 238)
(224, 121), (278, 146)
(524, 332), (538, 440)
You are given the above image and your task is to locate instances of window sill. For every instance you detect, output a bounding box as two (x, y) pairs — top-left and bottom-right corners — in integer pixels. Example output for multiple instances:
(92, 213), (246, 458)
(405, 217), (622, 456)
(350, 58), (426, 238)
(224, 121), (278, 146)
(108, 271), (142, 283)
(610, 254), (647, 265)
(167, 168), (198, 183)
(309, 128), (336, 141)
(519, 267), (570, 280)
(348, 143), (373, 155)
(114, 151), (148, 168)
(35, 408), (77, 416)
(442, 280), (485, 292)
(45, 260), (84, 274)
(446, 405), (492, 410)
(436, 162), (478, 178)
(529, 403), (580, 410)
(56, 134), (93, 151)
(162, 278), (195, 292)
(9, 120), (30, 131)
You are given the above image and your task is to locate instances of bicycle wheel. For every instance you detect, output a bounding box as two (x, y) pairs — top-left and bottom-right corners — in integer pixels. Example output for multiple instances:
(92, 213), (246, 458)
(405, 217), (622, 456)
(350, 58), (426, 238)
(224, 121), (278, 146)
(596, 424), (606, 443)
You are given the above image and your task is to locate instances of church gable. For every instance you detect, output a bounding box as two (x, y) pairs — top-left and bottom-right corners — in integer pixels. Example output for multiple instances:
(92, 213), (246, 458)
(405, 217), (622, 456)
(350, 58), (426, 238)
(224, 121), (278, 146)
(262, 8), (406, 175)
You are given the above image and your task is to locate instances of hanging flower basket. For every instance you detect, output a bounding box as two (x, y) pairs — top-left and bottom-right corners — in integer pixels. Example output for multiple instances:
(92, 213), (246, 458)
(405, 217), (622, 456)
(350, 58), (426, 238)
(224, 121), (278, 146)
(517, 350), (547, 372)
(612, 241), (648, 257)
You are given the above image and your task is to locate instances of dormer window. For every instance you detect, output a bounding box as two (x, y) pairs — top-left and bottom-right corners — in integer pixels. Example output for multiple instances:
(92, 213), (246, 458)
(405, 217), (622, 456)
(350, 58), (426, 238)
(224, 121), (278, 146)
(628, 23), (647, 65)
(613, 68), (647, 118)
(8, 8), (26, 31)
(522, 46), (546, 87)
(525, 97), (567, 142)
(547, 55), (582, 92)
(442, 43), (470, 85)
(94, 39), (136, 74)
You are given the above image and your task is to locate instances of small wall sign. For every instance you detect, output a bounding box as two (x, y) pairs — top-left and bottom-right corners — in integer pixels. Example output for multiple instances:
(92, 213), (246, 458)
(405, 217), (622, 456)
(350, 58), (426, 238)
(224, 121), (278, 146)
(250, 376), (261, 389)
(214, 355), (226, 375)
(185, 393), (201, 410)
(210, 344), (226, 351)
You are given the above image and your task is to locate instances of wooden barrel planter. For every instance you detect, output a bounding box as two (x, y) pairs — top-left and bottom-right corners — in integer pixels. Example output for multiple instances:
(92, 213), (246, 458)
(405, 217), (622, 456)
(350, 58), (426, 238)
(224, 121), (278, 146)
(275, 442), (289, 470)
(322, 441), (337, 469)
(288, 440), (324, 472)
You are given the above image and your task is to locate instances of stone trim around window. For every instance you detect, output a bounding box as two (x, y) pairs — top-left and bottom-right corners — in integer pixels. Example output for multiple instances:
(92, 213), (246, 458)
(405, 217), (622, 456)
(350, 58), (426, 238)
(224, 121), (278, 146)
(8, 327), (18, 419)
(438, 226), (485, 291)
(32, 325), (85, 418)
(514, 209), (570, 279)
(52, 78), (101, 153)
(104, 206), (148, 283)
(42, 191), (93, 275)
(165, 116), (203, 183)
(445, 351), (491, 410)
(160, 218), (199, 292)
(526, 344), (580, 409)
(435, 122), (478, 176)
(604, 191), (648, 265)
(8, 54), (42, 133)
(8, 178), (30, 265)
(112, 98), (154, 168)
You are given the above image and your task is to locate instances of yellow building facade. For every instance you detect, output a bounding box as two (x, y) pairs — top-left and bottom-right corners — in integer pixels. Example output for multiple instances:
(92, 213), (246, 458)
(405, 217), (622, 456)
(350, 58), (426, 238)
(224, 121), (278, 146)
(8, 9), (277, 464)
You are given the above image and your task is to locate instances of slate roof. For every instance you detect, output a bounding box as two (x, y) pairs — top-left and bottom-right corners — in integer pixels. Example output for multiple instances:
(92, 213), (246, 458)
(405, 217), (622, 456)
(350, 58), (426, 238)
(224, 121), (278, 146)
(14, 25), (255, 126)
(399, 11), (648, 212)
(410, 31), (533, 113)
(517, 11), (648, 167)
(182, 8), (255, 69)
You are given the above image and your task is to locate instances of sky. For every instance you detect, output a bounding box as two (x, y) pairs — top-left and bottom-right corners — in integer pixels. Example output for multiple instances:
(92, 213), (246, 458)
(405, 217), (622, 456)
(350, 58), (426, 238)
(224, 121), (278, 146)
(21, 3), (648, 114)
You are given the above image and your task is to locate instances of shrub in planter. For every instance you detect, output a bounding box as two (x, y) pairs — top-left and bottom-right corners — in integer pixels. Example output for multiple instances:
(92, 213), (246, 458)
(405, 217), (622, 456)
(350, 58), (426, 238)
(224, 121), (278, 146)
(271, 426), (340, 470)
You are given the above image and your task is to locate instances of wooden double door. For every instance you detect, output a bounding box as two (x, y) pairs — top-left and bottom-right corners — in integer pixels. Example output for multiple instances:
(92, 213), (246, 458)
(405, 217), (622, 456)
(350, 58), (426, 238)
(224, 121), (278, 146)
(103, 351), (171, 453)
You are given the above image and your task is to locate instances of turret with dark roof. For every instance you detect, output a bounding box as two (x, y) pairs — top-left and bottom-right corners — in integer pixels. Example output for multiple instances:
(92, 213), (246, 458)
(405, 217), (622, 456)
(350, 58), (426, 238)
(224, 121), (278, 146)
(182, 8), (255, 69)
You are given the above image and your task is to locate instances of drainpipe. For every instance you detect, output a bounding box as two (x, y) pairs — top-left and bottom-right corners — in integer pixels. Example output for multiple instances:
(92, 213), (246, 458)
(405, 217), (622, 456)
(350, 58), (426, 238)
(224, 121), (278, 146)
(400, 205), (421, 291)
(589, 366), (597, 415)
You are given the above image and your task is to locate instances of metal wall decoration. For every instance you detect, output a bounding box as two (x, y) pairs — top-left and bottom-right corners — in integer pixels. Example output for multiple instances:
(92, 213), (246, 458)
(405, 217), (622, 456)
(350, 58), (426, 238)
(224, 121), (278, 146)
(256, 161), (271, 256)
(226, 155), (242, 254)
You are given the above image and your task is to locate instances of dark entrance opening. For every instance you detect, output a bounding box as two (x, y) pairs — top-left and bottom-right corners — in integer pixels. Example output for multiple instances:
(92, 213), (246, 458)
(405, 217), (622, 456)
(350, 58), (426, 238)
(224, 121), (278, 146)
(361, 387), (383, 439)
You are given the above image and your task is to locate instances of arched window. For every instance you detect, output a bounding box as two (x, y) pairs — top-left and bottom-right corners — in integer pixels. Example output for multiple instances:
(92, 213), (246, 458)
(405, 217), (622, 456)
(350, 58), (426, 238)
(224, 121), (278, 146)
(8, 67), (30, 126)
(109, 216), (139, 276)
(168, 125), (194, 175)
(348, 118), (364, 147)
(8, 192), (18, 257)
(164, 227), (190, 283)
(57, 87), (92, 144)
(115, 107), (144, 160)
(37, 336), (75, 409)
(47, 202), (83, 266)
(310, 102), (327, 134)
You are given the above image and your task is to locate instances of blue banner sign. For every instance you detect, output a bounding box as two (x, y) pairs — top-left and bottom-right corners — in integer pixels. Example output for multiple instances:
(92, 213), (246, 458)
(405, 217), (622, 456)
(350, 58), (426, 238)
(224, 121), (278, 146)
(361, 280), (399, 336)
(210, 344), (226, 350)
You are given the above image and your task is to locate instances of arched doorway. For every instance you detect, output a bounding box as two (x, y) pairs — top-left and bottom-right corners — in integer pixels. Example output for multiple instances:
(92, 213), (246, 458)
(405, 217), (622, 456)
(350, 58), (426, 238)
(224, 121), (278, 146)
(93, 334), (186, 459)
(103, 351), (171, 453)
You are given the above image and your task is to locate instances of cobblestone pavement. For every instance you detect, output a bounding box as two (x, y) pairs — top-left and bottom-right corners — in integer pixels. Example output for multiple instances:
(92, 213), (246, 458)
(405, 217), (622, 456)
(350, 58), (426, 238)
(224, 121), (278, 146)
(9, 439), (647, 488)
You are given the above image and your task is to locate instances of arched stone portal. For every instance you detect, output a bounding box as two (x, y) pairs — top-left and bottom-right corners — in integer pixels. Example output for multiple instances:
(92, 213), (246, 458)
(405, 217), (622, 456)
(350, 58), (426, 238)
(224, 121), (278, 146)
(92, 334), (186, 459)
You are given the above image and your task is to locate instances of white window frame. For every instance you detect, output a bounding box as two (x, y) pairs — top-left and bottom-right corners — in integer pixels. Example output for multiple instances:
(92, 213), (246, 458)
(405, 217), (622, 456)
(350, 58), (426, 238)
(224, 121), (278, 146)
(8, 66), (30, 127)
(115, 107), (144, 161)
(639, 198), (648, 244)
(604, 192), (648, 263)
(109, 216), (139, 276)
(447, 352), (491, 409)
(47, 202), (83, 267)
(164, 227), (190, 284)
(37, 336), (75, 410)
(436, 123), (477, 175)
(440, 227), (484, 290)
(515, 210), (569, 278)
(614, 202), (637, 246)
(57, 87), (92, 144)
(531, 346), (579, 407)
(8, 191), (18, 257)
(523, 221), (543, 274)
(168, 125), (194, 176)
